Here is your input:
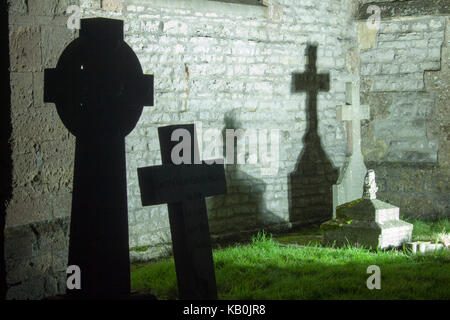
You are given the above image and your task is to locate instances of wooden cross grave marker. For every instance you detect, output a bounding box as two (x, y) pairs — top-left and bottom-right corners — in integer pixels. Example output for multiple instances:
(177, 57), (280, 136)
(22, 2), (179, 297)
(137, 124), (227, 300)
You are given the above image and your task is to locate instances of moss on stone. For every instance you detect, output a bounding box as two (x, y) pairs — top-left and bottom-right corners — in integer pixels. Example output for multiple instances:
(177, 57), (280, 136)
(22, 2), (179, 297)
(130, 245), (150, 253)
(320, 198), (363, 232)
(336, 198), (364, 220)
(320, 219), (350, 232)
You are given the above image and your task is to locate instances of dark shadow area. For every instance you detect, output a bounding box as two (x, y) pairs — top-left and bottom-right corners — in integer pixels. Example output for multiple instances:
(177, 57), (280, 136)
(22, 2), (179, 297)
(43, 18), (153, 298)
(208, 110), (286, 244)
(0, 0), (12, 300)
(288, 44), (338, 228)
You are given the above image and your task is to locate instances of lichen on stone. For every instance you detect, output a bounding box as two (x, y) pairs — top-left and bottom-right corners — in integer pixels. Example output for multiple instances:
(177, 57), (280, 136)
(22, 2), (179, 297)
(336, 198), (363, 219)
(320, 218), (353, 232)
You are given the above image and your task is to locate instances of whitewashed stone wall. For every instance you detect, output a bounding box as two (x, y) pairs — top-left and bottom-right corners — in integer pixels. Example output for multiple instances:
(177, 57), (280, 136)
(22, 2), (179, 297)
(77, 0), (358, 256)
(5, 0), (359, 298)
(359, 9), (449, 219)
(360, 17), (445, 162)
(6, 0), (448, 300)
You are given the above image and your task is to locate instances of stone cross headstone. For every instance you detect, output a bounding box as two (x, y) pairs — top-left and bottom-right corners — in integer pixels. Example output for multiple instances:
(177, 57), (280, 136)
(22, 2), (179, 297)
(332, 81), (370, 218)
(44, 18), (154, 298)
(137, 124), (227, 300)
(322, 170), (413, 249)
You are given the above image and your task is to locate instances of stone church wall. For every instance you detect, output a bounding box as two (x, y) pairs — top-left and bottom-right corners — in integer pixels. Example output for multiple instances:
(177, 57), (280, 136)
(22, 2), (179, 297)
(6, 0), (79, 300)
(7, 0), (448, 300)
(79, 0), (358, 255)
(5, 0), (358, 299)
(358, 0), (449, 220)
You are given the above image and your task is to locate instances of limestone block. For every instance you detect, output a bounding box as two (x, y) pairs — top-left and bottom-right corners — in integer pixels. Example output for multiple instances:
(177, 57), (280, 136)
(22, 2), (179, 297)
(9, 25), (42, 72)
(28, 0), (59, 16)
(6, 192), (53, 226)
(101, 0), (123, 13)
(41, 25), (77, 69)
(7, 0), (28, 15)
(10, 72), (33, 112)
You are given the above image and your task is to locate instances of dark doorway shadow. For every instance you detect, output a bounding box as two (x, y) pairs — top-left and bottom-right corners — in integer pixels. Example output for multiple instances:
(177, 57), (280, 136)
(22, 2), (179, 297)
(0, 1), (12, 300)
(208, 110), (286, 244)
(288, 44), (339, 228)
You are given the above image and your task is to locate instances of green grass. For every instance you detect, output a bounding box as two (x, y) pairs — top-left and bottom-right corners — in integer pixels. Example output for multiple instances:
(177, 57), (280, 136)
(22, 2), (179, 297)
(131, 220), (450, 300)
(407, 218), (450, 243)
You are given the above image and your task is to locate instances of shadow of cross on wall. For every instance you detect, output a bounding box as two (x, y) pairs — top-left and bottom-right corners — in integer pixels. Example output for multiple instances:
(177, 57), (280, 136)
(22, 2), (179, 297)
(288, 44), (339, 227)
(44, 18), (154, 298)
(137, 124), (227, 300)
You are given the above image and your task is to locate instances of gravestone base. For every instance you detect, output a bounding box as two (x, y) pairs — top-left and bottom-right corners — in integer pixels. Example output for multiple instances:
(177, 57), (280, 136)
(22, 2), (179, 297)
(322, 219), (413, 249)
(322, 197), (413, 250)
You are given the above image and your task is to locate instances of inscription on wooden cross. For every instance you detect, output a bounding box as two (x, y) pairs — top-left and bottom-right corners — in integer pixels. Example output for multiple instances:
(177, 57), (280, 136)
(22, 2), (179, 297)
(44, 18), (154, 298)
(138, 124), (226, 300)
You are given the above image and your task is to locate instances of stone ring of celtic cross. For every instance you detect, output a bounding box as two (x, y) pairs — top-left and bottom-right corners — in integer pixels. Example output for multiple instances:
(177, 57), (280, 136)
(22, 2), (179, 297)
(45, 22), (152, 137)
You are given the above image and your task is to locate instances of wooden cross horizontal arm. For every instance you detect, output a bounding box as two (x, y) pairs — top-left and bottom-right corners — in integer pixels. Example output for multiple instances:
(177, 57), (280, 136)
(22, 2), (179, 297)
(138, 162), (226, 206)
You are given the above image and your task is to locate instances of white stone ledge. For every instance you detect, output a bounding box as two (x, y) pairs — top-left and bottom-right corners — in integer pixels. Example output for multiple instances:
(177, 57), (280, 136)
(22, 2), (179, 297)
(127, 0), (267, 18)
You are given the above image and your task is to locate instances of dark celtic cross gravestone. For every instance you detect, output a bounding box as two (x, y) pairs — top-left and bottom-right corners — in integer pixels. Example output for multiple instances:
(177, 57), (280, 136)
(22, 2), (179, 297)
(44, 18), (154, 298)
(137, 124), (226, 300)
(289, 44), (338, 225)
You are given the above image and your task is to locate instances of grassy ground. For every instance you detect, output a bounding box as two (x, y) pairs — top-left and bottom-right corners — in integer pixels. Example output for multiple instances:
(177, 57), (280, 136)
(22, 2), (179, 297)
(130, 219), (450, 300)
